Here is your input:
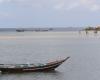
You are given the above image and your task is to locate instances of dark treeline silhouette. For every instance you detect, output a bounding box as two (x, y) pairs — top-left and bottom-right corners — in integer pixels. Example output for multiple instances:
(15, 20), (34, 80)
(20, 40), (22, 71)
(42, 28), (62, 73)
(84, 26), (100, 31)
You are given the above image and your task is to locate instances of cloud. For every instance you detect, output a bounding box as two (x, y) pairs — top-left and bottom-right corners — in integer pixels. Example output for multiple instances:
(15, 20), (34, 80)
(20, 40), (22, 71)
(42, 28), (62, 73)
(80, 0), (100, 11)
(0, 13), (6, 17)
(54, 0), (100, 11)
(0, 0), (11, 3)
(0, 12), (12, 18)
(66, 2), (79, 10)
(53, 0), (76, 10)
(0, 0), (100, 11)
(91, 5), (100, 11)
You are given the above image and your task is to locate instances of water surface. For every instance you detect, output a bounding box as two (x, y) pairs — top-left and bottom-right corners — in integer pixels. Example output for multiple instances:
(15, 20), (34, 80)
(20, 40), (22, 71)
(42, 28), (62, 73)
(0, 31), (100, 80)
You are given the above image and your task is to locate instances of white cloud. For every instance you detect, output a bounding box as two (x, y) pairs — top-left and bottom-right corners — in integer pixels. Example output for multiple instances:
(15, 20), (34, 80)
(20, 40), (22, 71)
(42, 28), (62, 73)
(54, 0), (80, 11)
(80, 0), (93, 5)
(0, 12), (12, 18)
(66, 2), (79, 10)
(0, 0), (3, 3)
(0, 0), (11, 3)
(80, 0), (100, 11)
(0, 0), (100, 11)
(53, 0), (100, 11)
(54, 2), (64, 10)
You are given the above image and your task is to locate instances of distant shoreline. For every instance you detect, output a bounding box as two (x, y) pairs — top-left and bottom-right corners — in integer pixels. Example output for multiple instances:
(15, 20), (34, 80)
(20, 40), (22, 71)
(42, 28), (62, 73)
(0, 27), (83, 32)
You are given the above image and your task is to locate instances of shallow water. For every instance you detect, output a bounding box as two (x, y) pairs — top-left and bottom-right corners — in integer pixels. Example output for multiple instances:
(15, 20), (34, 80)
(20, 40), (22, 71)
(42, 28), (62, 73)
(0, 31), (100, 80)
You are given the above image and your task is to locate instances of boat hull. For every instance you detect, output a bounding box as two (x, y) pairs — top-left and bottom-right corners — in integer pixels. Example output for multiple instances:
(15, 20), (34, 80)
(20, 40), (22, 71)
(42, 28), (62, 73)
(0, 57), (70, 73)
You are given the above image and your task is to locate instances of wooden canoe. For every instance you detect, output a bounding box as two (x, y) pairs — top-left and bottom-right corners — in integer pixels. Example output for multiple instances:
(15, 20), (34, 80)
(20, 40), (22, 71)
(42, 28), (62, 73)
(0, 57), (70, 73)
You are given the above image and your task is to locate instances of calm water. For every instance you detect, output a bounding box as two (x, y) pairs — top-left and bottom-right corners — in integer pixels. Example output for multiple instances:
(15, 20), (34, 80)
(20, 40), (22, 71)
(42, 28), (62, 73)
(0, 31), (100, 80)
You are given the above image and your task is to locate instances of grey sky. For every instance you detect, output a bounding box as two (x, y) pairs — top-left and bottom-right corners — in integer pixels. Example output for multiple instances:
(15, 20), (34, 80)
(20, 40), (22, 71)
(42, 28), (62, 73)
(0, 0), (100, 27)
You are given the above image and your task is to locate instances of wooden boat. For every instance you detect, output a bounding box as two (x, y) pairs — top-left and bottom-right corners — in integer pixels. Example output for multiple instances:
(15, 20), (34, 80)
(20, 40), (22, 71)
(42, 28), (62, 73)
(0, 57), (70, 73)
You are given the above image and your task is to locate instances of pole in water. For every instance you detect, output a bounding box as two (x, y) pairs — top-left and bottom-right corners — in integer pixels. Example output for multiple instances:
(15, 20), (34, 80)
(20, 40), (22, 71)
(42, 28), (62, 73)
(85, 30), (88, 35)
(0, 70), (2, 74)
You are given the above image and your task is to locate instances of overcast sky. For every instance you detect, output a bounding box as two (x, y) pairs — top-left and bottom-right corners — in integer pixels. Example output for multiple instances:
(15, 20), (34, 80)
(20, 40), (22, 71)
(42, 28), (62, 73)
(0, 0), (100, 28)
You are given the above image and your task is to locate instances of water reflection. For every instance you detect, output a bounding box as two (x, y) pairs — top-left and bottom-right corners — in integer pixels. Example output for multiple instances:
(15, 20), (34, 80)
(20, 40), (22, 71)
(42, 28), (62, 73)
(0, 71), (63, 80)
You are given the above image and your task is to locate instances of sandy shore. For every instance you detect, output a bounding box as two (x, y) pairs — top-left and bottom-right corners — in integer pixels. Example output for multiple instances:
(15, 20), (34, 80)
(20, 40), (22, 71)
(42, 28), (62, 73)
(0, 31), (99, 39)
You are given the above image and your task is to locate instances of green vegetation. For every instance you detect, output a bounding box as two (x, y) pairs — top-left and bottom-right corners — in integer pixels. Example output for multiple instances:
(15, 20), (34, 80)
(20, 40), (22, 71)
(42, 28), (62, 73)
(84, 26), (100, 31)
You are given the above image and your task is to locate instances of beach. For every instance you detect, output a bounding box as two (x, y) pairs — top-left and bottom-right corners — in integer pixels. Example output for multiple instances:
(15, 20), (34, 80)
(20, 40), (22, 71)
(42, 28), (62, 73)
(0, 31), (99, 39)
